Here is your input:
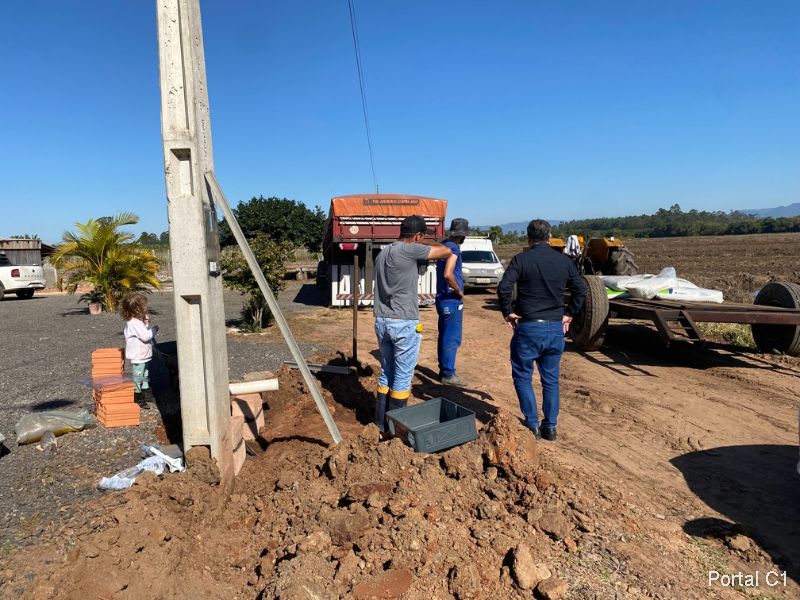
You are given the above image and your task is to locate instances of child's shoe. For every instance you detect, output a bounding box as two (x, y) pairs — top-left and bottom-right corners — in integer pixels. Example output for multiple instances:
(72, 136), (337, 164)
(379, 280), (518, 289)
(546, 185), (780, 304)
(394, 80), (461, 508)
(134, 392), (152, 410)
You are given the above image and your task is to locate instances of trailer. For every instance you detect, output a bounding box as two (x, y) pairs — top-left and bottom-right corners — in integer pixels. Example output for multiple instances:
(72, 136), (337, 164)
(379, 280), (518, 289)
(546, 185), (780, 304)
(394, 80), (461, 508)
(317, 194), (448, 307)
(570, 277), (800, 356)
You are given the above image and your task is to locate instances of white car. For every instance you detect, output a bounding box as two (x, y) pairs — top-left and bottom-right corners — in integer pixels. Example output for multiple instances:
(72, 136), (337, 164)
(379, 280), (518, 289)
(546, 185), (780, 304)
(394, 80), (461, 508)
(0, 253), (46, 300)
(460, 237), (504, 288)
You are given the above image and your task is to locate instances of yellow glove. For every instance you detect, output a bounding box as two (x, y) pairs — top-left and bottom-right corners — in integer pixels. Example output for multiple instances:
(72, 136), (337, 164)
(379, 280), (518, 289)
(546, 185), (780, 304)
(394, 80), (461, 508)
(415, 323), (424, 333)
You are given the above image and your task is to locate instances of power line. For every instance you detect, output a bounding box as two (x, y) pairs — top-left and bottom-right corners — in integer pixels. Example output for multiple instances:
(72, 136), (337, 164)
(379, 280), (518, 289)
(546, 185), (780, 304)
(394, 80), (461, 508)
(347, 0), (379, 193)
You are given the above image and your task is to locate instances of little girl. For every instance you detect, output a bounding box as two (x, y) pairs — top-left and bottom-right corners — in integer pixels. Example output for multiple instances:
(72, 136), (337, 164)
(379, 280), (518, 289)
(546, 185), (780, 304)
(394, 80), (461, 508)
(120, 293), (159, 409)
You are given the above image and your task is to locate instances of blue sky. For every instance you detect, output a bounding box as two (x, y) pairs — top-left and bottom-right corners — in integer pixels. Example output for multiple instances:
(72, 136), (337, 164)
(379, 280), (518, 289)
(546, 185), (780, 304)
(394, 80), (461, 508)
(1, 1), (798, 243)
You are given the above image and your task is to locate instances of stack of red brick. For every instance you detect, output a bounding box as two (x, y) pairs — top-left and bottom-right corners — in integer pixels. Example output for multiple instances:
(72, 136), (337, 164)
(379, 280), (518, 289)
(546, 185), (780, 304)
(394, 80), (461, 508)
(91, 348), (140, 428)
(229, 392), (266, 475)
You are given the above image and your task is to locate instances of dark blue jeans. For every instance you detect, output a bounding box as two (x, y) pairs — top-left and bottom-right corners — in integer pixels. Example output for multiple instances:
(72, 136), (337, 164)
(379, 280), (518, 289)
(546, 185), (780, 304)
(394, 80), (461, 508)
(510, 320), (564, 430)
(436, 299), (463, 378)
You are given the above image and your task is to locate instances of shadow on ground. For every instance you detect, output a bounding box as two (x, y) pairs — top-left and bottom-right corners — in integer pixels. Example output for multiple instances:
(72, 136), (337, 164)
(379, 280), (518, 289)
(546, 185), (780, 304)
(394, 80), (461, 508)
(292, 284), (327, 307)
(581, 323), (800, 378)
(672, 444), (800, 585)
(30, 399), (76, 411)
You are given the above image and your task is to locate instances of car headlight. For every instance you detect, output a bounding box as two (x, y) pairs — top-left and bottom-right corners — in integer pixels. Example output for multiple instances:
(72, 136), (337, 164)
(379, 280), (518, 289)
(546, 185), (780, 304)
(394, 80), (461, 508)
(462, 267), (471, 274)
(494, 267), (504, 275)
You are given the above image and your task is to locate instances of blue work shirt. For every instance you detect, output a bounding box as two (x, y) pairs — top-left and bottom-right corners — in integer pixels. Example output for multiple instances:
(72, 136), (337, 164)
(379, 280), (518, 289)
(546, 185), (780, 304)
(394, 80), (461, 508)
(436, 240), (463, 302)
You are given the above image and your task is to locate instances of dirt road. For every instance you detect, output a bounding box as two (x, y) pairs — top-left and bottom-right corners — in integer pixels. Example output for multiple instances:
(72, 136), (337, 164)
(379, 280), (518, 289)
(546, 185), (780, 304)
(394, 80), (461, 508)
(1, 281), (798, 598)
(299, 284), (800, 597)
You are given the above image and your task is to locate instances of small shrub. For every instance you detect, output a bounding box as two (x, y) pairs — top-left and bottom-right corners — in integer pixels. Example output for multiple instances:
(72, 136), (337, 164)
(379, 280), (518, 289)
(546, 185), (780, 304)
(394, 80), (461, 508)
(221, 234), (293, 332)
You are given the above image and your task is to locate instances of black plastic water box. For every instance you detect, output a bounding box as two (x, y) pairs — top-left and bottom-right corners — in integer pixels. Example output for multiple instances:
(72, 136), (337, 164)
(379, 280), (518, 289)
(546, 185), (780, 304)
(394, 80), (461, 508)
(386, 397), (477, 453)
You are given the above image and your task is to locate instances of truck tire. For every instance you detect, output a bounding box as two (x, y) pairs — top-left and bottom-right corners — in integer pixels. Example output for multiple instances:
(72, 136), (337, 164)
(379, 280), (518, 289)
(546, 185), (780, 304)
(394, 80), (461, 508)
(569, 275), (609, 351)
(0, 283), (4, 301)
(608, 247), (639, 276)
(16, 289), (35, 299)
(316, 261), (328, 289)
(752, 282), (800, 356)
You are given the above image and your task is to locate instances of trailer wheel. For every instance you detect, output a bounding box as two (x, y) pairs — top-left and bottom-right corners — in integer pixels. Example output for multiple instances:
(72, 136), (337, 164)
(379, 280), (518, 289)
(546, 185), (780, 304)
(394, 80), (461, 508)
(609, 247), (639, 276)
(752, 282), (800, 356)
(16, 289), (35, 299)
(569, 275), (609, 351)
(0, 283), (4, 301)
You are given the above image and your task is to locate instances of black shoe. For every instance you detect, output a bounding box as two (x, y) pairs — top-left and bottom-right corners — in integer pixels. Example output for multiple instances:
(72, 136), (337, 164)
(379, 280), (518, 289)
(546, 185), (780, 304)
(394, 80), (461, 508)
(540, 426), (557, 441)
(134, 392), (152, 411)
(141, 389), (156, 404)
(527, 426), (542, 440)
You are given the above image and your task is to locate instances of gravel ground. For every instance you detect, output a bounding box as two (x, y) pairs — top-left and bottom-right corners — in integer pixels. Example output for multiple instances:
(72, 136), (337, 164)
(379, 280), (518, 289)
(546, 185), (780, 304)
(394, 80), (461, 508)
(0, 284), (327, 550)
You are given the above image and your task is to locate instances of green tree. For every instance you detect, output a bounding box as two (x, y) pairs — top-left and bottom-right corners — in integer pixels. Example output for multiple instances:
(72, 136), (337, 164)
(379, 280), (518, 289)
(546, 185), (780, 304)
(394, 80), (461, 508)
(218, 196), (326, 251)
(220, 233), (293, 331)
(51, 213), (161, 312)
(10, 234), (40, 239)
(137, 232), (160, 246)
(486, 225), (503, 243)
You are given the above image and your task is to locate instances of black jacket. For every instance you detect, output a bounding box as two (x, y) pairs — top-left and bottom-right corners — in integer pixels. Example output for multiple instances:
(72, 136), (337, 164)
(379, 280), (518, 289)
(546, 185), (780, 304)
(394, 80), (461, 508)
(497, 243), (587, 320)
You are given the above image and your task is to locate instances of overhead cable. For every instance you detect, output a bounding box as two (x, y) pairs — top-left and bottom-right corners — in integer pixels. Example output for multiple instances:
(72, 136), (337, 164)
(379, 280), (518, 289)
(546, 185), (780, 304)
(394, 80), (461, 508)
(347, 0), (379, 193)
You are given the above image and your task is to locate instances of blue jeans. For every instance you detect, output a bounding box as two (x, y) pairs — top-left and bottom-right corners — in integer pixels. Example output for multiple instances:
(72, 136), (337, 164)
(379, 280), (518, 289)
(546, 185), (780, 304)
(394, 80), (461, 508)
(375, 317), (422, 400)
(510, 320), (564, 430)
(436, 299), (463, 378)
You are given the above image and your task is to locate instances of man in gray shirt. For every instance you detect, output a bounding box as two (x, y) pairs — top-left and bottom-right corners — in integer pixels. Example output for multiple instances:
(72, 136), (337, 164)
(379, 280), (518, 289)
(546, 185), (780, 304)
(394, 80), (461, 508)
(373, 215), (453, 431)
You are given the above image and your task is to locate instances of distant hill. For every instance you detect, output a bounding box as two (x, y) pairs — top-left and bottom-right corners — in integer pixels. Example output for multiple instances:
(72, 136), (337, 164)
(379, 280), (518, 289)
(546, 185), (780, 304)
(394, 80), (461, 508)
(476, 220), (563, 234)
(741, 202), (800, 218)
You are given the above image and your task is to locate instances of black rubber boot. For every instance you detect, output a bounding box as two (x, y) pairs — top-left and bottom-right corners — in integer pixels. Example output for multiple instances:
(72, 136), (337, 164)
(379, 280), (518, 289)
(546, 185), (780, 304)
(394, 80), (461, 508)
(374, 391), (388, 432)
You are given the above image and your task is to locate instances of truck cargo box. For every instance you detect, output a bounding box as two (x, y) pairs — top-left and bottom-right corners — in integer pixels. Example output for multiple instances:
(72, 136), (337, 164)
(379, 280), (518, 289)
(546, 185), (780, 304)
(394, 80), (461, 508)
(319, 194), (448, 307)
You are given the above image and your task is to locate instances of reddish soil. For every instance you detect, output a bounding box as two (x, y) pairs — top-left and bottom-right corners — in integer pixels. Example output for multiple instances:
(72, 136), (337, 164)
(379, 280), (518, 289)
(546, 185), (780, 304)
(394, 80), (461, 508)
(2, 246), (800, 598)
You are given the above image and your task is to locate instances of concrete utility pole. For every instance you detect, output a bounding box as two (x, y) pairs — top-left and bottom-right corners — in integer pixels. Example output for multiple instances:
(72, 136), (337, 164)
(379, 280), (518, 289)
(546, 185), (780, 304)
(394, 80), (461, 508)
(155, 0), (233, 480)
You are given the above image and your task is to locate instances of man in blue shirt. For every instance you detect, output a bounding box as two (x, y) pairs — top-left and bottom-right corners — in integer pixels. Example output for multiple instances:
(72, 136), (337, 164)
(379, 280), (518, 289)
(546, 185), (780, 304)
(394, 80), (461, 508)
(436, 218), (469, 385)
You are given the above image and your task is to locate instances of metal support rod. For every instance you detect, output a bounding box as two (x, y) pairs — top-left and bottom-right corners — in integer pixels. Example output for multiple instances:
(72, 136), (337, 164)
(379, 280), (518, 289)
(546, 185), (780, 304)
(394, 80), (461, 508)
(205, 172), (342, 445)
(353, 254), (359, 365)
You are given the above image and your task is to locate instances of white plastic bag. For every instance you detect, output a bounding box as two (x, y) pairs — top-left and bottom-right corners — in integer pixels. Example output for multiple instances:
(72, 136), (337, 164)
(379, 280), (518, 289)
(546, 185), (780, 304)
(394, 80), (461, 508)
(98, 456), (168, 490)
(14, 409), (97, 445)
(657, 286), (724, 303)
(97, 445), (185, 491)
(602, 267), (678, 300)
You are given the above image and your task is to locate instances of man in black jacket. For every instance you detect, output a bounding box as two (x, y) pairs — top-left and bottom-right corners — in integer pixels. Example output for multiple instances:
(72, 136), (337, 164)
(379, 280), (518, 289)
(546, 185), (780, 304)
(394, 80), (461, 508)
(497, 220), (587, 441)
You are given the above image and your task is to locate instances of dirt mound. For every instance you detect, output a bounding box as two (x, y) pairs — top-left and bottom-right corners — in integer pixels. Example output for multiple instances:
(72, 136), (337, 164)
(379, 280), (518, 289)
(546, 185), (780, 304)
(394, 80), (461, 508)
(0, 381), (576, 600)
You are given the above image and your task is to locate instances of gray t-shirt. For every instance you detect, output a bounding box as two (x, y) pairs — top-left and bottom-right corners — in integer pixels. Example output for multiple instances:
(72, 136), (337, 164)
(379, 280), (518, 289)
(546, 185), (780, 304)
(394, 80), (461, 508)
(373, 242), (431, 320)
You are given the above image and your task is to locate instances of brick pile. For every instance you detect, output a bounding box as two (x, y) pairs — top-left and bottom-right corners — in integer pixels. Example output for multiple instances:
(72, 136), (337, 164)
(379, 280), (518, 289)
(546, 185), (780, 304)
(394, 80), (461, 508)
(91, 348), (140, 428)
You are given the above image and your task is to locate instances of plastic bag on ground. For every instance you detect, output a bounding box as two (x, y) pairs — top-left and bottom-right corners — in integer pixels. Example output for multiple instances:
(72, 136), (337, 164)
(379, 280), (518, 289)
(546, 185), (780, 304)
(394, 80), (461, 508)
(14, 409), (97, 445)
(98, 456), (168, 490)
(97, 445), (185, 491)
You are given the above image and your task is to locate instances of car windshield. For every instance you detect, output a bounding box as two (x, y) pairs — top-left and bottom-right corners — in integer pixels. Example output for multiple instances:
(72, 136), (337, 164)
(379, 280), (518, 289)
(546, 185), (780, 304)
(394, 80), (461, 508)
(461, 250), (498, 264)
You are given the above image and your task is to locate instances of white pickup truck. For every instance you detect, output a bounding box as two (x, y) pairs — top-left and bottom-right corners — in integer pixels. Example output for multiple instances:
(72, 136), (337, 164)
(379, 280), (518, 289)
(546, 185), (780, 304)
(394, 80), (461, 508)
(0, 253), (46, 300)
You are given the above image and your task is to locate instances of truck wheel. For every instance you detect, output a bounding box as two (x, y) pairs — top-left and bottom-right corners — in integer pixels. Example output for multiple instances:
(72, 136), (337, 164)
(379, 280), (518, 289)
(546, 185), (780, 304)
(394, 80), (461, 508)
(752, 282), (800, 356)
(0, 283), (4, 301)
(569, 275), (609, 351)
(609, 248), (639, 276)
(316, 261), (328, 289)
(16, 289), (35, 299)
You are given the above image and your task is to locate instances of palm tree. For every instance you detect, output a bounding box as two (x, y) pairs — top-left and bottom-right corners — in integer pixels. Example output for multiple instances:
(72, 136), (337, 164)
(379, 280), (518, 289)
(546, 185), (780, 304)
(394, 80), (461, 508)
(51, 213), (161, 312)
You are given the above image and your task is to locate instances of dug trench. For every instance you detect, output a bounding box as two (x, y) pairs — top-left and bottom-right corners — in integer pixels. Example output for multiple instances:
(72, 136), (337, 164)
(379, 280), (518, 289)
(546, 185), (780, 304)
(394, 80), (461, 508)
(1, 282), (799, 599)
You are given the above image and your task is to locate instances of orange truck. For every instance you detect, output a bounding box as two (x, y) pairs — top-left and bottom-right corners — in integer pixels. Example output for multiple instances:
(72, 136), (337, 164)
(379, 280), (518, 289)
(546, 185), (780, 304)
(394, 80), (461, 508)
(317, 194), (448, 307)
